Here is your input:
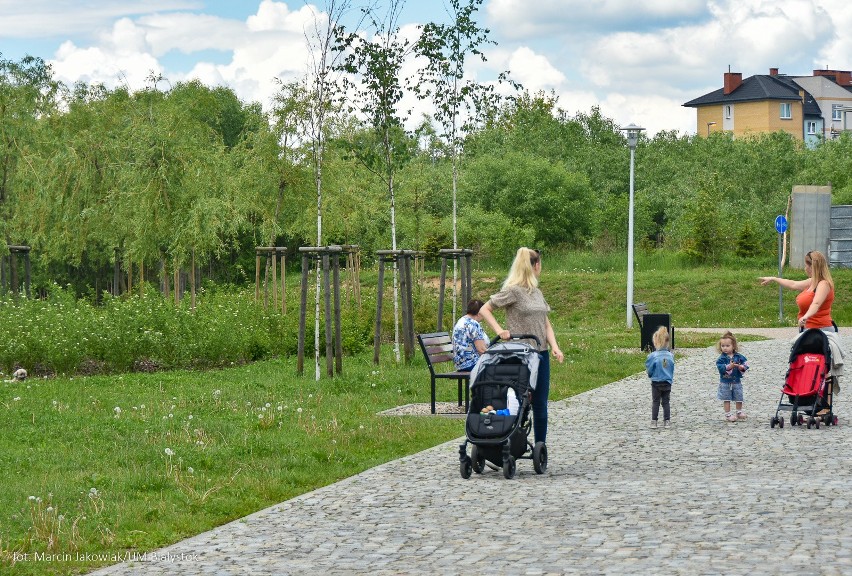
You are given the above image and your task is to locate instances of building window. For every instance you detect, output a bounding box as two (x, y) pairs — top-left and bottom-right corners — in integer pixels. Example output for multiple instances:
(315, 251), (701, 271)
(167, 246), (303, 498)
(807, 121), (817, 135)
(724, 105), (732, 119)
(833, 104), (842, 121)
(780, 103), (792, 119)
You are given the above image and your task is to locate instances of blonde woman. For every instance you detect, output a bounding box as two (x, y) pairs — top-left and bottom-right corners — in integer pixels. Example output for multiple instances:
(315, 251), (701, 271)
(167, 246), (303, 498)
(759, 250), (835, 332)
(479, 248), (564, 444)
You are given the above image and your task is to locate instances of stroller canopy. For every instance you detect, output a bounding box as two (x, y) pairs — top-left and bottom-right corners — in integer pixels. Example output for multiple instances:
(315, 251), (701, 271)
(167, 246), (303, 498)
(469, 341), (540, 390)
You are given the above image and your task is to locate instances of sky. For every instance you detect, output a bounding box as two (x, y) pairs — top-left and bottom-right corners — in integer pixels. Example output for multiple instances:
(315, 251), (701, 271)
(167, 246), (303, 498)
(2, 0), (852, 137)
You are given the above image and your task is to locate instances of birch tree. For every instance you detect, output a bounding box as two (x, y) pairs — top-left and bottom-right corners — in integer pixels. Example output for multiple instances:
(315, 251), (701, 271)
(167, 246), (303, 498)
(300, 0), (364, 378)
(335, 0), (414, 362)
(413, 0), (517, 318)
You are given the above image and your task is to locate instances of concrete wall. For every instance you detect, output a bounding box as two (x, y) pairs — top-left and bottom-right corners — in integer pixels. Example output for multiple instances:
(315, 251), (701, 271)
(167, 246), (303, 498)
(790, 185), (831, 269)
(830, 205), (852, 268)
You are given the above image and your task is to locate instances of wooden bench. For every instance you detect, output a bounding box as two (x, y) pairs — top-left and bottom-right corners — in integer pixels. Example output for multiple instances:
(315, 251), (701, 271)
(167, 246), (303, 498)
(416, 331), (470, 415)
(632, 302), (675, 351)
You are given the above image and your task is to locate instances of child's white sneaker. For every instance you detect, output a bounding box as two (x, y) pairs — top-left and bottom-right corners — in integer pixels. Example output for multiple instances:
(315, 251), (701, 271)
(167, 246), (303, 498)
(650, 420), (658, 429)
(725, 413), (738, 422)
(663, 420), (671, 429)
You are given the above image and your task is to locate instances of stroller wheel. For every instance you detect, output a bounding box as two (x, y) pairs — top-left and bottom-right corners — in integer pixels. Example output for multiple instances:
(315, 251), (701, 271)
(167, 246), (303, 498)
(533, 442), (548, 474)
(833, 415), (839, 426)
(460, 457), (472, 479)
(807, 417), (813, 429)
(502, 456), (516, 480)
(471, 445), (485, 474)
(770, 416), (776, 428)
(799, 413), (805, 425)
(815, 417), (821, 429)
(779, 416), (784, 428)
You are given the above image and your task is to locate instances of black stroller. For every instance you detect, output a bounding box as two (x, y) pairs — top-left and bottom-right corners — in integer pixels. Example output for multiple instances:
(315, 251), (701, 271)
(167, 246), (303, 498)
(770, 328), (838, 429)
(459, 335), (547, 480)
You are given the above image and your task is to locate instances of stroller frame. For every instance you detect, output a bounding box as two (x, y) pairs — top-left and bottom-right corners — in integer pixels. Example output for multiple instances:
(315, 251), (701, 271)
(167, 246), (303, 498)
(459, 335), (547, 480)
(771, 328), (839, 429)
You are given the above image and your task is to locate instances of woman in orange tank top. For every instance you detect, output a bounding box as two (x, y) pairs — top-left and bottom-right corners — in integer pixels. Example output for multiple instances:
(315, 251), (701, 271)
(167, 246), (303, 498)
(759, 250), (836, 332)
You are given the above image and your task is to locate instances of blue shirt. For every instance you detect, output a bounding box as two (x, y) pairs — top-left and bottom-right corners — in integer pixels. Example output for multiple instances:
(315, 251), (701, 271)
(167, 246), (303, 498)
(452, 316), (488, 371)
(646, 349), (675, 384)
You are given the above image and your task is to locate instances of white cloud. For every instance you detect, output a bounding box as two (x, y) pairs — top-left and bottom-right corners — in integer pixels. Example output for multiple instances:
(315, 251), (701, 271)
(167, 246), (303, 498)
(136, 13), (247, 56)
(506, 47), (566, 90)
(6, 0), (852, 138)
(46, 0), (318, 109)
(52, 39), (162, 90)
(487, 0), (708, 39)
(0, 0), (199, 38)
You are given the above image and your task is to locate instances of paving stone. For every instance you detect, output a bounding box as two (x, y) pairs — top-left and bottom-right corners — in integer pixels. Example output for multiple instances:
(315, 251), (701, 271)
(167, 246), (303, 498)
(89, 333), (852, 575)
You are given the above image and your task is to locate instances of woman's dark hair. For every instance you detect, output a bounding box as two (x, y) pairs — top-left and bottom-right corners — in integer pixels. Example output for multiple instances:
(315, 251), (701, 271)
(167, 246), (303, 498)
(530, 249), (540, 266)
(467, 299), (485, 315)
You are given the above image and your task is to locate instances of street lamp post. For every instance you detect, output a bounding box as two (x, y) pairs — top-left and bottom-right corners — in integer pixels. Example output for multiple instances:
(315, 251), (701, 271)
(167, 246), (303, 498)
(706, 121), (716, 136)
(620, 123), (645, 329)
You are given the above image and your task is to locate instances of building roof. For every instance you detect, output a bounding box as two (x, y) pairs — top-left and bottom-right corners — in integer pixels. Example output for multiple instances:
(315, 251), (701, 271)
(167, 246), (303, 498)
(683, 74), (803, 107)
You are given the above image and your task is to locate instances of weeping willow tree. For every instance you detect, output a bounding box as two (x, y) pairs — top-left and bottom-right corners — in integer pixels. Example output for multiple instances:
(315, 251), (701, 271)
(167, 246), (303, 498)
(14, 76), (265, 298)
(0, 55), (62, 256)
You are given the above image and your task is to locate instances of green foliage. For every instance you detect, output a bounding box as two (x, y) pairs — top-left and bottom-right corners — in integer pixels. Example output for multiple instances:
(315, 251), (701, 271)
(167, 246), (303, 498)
(680, 180), (723, 263)
(5, 50), (852, 284)
(0, 286), (373, 376)
(735, 221), (762, 258)
(461, 149), (592, 247)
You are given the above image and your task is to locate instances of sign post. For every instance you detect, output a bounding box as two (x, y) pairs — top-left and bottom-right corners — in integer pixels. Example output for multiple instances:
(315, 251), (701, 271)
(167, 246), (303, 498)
(775, 215), (788, 322)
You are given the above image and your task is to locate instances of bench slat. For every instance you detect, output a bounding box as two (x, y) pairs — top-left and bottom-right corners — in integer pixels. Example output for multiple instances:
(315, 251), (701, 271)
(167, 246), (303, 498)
(429, 352), (454, 364)
(424, 343), (453, 354)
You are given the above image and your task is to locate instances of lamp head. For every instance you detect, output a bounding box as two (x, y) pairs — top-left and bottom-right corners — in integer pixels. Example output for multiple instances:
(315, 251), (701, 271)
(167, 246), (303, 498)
(620, 123), (645, 150)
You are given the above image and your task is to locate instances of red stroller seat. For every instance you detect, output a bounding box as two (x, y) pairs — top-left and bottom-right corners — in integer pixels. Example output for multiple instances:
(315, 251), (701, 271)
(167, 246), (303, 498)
(783, 353), (826, 400)
(771, 328), (837, 429)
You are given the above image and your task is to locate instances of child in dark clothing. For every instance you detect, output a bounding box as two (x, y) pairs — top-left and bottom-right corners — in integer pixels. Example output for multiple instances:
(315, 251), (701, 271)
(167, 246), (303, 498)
(645, 326), (675, 429)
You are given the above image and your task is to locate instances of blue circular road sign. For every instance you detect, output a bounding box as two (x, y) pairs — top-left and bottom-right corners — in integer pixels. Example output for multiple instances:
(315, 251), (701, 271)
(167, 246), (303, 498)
(775, 215), (788, 234)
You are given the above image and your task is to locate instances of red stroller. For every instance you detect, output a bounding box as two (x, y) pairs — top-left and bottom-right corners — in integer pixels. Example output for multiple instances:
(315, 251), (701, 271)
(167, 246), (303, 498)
(770, 328), (838, 429)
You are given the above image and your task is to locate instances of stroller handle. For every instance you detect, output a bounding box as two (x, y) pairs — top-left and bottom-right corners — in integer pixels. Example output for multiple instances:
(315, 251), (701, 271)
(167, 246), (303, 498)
(491, 333), (541, 347)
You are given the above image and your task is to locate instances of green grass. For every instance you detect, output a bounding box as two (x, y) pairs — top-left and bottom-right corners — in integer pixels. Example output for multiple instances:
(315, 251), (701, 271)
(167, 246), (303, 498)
(1, 258), (846, 575)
